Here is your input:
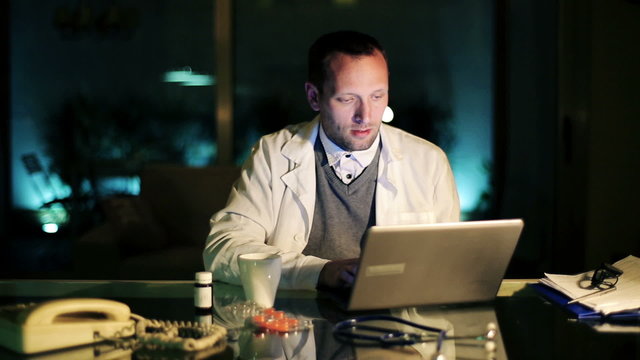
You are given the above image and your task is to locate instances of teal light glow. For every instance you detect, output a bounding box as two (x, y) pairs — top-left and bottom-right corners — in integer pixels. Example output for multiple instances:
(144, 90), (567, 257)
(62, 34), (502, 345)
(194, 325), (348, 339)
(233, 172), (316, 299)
(448, 107), (492, 218)
(163, 67), (215, 87)
(97, 176), (141, 196)
(182, 74), (216, 87)
(450, 129), (491, 218)
(453, 163), (490, 220)
(184, 141), (217, 167)
(11, 146), (72, 211)
(37, 203), (69, 229)
(42, 223), (59, 234)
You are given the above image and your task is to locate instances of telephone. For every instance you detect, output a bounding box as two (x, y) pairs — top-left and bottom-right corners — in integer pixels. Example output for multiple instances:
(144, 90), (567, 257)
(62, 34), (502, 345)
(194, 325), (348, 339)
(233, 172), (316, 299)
(0, 298), (228, 355)
(0, 298), (135, 354)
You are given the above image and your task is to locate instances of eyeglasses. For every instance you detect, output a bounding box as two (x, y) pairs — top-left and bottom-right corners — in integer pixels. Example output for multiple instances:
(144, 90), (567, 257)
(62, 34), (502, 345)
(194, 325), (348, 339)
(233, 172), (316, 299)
(589, 262), (623, 289)
(572, 262), (624, 304)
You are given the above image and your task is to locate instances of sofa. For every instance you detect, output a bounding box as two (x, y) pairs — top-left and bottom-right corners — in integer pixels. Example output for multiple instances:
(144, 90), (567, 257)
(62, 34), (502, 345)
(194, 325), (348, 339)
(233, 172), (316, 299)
(74, 164), (240, 280)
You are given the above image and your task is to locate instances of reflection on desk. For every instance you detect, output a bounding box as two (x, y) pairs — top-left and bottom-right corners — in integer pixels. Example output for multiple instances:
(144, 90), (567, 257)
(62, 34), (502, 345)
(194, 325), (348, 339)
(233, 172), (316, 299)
(0, 342), (133, 360)
(212, 283), (505, 359)
(0, 279), (638, 359)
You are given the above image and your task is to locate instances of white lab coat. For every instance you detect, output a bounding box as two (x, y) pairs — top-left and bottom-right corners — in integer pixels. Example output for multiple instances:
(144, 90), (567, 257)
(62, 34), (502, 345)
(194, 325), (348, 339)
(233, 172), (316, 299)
(203, 117), (460, 289)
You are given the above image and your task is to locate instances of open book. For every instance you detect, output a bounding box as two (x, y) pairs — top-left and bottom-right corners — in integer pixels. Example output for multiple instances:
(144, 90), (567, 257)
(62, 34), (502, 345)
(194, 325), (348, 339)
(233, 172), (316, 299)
(539, 255), (640, 315)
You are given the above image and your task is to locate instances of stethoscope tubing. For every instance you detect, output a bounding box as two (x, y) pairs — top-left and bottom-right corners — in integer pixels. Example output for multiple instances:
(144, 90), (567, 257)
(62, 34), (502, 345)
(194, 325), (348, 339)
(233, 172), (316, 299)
(333, 315), (447, 346)
(333, 314), (493, 347)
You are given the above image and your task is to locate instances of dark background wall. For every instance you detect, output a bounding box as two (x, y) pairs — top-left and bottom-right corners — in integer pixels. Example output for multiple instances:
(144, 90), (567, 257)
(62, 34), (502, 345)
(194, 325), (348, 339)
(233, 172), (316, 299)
(0, 0), (8, 253)
(1, 1), (8, 243)
(581, 0), (639, 267)
(503, 0), (640, 274)
(499, 0), (558, 275)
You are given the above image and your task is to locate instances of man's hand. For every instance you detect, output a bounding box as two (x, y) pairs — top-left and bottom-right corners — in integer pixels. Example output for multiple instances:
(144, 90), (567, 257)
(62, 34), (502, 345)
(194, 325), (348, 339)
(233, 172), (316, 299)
(317, 258), (359, 289)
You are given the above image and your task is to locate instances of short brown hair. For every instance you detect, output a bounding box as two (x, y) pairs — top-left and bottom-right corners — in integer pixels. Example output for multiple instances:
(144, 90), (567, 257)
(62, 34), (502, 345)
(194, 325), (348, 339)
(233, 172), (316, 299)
(308, 31), (387, 93)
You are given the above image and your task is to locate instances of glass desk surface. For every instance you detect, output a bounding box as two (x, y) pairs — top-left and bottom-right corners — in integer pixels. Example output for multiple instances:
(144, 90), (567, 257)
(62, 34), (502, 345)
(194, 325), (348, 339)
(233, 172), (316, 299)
(0, 279), (638, 360)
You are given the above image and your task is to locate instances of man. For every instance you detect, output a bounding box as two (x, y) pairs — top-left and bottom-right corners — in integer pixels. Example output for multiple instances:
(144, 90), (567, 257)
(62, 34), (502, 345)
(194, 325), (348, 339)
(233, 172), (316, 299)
(203, 31), (460, 290)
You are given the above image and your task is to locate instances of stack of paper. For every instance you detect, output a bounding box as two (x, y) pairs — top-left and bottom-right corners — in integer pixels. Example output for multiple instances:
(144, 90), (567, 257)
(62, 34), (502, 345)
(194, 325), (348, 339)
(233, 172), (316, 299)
(539, 255), (640, 315)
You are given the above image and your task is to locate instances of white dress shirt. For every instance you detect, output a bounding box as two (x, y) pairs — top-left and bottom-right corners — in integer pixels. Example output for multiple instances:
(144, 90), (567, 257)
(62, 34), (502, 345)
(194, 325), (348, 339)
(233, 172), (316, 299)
(318, 125), (381, 184)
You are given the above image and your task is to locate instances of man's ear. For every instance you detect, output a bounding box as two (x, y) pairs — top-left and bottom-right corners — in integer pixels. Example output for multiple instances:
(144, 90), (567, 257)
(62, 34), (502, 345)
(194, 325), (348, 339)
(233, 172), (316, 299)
(305, 82), (321, 111)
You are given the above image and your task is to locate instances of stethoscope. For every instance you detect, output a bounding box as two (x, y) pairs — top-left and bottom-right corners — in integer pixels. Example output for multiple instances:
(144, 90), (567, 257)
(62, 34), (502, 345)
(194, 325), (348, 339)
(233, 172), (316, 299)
(332, 315), (497, 358)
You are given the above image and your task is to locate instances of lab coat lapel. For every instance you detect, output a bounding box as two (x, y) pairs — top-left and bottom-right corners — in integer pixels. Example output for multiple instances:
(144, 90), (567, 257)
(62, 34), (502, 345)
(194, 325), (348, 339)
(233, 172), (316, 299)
(280, 119), (319, 230)
(376, 125), (401, 226)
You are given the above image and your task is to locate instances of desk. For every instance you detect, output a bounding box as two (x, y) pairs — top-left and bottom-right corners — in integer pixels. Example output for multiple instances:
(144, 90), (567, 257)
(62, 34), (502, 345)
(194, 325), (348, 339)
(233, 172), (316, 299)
(0, 279), (638, 359)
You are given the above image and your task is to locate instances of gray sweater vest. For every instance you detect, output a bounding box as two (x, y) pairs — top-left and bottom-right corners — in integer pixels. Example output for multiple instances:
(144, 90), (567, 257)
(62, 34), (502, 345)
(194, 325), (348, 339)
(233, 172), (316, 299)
(302, 138), (380, 260)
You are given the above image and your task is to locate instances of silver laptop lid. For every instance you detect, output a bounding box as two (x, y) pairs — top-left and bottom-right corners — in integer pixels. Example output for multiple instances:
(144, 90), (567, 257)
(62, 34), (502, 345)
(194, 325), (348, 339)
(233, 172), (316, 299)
(348, 219), (524, 311)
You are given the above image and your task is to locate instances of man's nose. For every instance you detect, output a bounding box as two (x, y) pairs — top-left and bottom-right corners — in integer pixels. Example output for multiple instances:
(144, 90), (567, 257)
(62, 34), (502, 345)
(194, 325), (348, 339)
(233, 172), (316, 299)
(353, 99), (371, 124)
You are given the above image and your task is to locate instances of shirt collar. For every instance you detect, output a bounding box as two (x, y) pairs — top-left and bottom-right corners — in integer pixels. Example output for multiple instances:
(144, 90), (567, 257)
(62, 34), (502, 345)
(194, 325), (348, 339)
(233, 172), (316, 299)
(318, 123), (381, 168)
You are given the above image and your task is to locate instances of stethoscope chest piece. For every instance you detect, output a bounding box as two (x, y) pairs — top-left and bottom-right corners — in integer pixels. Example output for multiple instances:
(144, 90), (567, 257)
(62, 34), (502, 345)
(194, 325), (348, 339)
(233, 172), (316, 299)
(333, 315), (499, 359)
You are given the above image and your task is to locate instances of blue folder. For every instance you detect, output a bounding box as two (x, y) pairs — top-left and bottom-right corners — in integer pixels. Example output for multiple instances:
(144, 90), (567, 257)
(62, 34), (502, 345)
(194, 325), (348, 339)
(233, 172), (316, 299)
(530, 283), (640, 322)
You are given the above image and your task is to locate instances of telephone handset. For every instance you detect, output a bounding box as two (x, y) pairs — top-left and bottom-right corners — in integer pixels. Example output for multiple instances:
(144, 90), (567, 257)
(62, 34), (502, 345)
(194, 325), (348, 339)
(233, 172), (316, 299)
(0, 297), (228, 355)
(0, 298), (135, 354)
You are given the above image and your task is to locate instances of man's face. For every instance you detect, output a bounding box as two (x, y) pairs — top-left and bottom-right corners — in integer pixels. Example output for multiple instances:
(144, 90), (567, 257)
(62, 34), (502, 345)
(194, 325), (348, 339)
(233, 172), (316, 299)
(307, 50), (389, 151)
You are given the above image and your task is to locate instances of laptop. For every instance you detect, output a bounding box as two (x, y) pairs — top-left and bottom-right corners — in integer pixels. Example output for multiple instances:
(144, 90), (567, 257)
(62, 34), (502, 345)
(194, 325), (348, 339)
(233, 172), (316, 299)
(343, 219), (524, 311)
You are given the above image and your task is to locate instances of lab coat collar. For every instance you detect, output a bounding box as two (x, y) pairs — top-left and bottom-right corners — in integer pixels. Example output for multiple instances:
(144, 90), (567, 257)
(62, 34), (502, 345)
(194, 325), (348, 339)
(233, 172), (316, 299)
(279, 115), (401, 200)
(379, 123), (403, 163)
(280, 115), (402, 164)
(279, 117), (319, 208)
(281, 116), (320, 165)
(377, 124), (400, 197)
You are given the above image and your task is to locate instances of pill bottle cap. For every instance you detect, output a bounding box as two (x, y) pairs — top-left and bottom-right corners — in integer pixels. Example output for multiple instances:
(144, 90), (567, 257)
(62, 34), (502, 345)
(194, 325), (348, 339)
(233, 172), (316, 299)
(195, 271), (213, 284)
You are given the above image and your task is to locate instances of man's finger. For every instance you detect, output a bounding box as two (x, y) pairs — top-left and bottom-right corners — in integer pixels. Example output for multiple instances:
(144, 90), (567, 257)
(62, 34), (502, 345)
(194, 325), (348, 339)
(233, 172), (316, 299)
(340, 269), (355, 286)
(346, 264), (358, 276)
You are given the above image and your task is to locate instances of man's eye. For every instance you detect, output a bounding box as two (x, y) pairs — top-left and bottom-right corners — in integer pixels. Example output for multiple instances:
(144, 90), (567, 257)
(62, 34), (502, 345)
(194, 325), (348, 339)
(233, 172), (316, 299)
(338, 97), (355, 104)
(372, 94), (385, 101)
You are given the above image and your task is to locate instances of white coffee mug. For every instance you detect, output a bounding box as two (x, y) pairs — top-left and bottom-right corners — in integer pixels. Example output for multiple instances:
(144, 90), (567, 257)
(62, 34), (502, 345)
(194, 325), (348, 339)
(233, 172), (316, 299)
(238, 253), (282, 308)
